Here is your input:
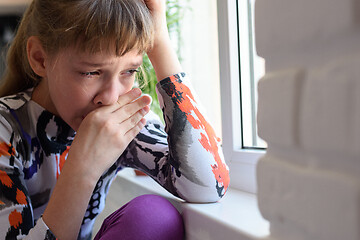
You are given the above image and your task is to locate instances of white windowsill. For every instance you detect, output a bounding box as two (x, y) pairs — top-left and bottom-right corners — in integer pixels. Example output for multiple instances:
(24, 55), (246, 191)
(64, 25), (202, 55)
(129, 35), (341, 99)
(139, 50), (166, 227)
(116, 169), (270, 240)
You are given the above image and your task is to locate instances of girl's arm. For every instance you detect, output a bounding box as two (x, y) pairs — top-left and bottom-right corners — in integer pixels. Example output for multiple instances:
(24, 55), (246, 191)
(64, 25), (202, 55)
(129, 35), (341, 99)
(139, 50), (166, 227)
(0, 111), (99, 240)
(0, 82), (151, 240)
(144, 0), (183, 80)
(0, 111), (54, 239)
(118, 0), (230, 202)
(41, 90), (150, 239)
(120, 73), (230, 202)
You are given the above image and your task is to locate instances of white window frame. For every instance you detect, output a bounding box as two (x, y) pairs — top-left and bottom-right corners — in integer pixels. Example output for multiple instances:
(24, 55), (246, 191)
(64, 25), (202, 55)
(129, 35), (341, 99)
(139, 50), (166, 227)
(217, 0), (265, 194)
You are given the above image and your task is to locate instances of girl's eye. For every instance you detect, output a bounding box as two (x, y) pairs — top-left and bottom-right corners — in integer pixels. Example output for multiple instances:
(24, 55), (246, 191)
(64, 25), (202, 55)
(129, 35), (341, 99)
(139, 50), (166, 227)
(124, 69), (140, 76)
(80, 71), (100, 77)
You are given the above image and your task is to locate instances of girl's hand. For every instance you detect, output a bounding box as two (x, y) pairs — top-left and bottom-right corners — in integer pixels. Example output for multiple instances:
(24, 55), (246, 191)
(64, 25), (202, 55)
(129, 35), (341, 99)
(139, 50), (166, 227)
(144, 0), (166, 16)
(144, 0), (168, 45)
(66, 88), (151, 182)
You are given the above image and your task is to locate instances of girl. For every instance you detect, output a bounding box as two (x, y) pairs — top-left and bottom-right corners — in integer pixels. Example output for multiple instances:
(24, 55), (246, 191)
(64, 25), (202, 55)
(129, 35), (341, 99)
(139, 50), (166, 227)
(0, 0), (230, 239)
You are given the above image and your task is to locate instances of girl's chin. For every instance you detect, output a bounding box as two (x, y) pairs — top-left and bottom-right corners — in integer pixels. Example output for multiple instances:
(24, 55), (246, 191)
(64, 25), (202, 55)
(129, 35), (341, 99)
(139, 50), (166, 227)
(68, 118), (82, 132)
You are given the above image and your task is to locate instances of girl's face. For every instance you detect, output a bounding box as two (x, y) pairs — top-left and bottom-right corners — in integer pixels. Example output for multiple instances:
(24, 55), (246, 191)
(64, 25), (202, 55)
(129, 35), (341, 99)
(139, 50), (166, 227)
(34, 46), (143, 131)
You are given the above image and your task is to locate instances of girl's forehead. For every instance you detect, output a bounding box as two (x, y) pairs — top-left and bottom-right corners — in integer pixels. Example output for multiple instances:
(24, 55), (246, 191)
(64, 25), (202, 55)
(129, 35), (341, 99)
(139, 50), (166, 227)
(66, 40), (144, 58)
(57, 46), (143, 65)
(70, 37), (146, 57)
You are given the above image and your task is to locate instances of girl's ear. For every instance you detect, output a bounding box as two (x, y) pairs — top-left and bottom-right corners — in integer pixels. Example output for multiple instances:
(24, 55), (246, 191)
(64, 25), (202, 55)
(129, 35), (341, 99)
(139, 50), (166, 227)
(27, 36), (48, 78)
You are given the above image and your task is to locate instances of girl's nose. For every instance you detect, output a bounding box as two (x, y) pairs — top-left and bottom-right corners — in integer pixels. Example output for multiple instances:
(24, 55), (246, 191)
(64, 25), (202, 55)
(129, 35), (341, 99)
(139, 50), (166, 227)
(93, 79), (122, 106)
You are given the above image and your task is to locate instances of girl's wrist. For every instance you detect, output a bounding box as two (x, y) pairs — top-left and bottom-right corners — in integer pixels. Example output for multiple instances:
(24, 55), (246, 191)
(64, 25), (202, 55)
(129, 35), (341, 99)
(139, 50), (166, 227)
(62, 155), (102, 186)
(42, 163), (97, 239)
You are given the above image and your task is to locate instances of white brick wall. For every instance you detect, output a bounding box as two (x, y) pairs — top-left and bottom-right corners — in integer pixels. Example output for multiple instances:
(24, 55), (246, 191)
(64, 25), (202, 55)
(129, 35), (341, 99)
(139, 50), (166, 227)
(256, 0), (360, 239)
(258, 155), (360, 240)
(255, 0), (356, 69)
(257, 68), (304, 149)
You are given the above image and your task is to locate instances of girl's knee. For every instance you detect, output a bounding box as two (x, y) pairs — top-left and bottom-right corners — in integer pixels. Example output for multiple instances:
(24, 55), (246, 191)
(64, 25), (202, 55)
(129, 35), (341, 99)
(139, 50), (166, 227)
(127, 195), (184, 239)
(129, 194), (180, 218)
(96, 194), (184, 240)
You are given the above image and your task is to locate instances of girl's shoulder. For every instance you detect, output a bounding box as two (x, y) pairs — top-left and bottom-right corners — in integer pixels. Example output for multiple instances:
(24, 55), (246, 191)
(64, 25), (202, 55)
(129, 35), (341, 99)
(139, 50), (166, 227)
(0, 89), (33, 151)
(0, 90), (33, 169)
(0, 88), (32, 112)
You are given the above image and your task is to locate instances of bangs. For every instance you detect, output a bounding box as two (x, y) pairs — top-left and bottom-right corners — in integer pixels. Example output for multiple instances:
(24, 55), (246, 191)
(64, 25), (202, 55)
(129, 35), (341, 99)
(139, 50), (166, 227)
(44, 0), (154, 56)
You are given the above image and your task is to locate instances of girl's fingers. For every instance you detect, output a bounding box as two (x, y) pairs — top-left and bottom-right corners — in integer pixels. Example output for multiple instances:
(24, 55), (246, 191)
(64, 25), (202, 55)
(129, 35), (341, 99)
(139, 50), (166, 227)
(122, 107), (149, 140)
(114, 95), (152, 123)
(116, 88), (142, 107)
(98, 88), (142, 113)
(86, 89), (151, 128)
(126, 118), (147, 138)
(125, 105), (150, 128)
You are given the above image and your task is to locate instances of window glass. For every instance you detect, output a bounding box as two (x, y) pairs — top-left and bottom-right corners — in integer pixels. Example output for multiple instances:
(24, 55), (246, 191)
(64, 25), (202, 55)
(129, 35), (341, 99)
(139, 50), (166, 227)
(238, 0), (266, 149)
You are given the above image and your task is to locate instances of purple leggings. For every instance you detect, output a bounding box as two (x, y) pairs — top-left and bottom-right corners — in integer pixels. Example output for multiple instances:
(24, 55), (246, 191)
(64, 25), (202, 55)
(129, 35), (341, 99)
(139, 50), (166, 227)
(94, 194), (184, 240)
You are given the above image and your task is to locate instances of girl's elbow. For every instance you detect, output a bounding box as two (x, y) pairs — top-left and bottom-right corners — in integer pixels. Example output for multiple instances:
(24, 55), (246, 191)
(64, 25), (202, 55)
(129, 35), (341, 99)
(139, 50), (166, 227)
(179, 181), (229, 203)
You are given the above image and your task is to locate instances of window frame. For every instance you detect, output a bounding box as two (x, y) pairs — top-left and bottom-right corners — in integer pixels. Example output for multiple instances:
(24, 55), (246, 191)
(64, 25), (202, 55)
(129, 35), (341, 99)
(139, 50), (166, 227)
(217, 0), (265, 194)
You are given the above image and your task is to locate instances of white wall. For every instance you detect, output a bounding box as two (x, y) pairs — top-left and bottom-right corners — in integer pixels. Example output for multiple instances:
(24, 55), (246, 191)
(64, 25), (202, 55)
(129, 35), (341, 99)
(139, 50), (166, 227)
(256, 0), (360, 239)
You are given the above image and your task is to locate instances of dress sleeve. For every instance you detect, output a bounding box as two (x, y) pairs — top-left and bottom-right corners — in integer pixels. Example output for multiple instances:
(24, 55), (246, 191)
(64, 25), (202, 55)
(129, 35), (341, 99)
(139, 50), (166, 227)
(0, 113), (56, 239)
(119, 73), (230, 203)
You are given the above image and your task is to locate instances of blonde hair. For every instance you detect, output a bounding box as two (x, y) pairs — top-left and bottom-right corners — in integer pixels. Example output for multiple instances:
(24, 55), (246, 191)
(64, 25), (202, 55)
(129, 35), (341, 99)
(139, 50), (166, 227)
(0, 0), (154, 97)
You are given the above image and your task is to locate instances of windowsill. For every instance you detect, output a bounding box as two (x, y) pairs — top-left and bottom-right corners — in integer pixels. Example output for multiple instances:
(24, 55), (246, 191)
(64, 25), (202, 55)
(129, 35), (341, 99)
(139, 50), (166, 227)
(116, 169), (270, 240)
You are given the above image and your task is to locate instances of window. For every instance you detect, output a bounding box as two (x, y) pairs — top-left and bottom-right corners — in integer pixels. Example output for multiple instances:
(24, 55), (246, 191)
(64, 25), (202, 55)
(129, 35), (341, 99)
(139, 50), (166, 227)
(238, 0), (266, 149)
(217, 0), (266, 193)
